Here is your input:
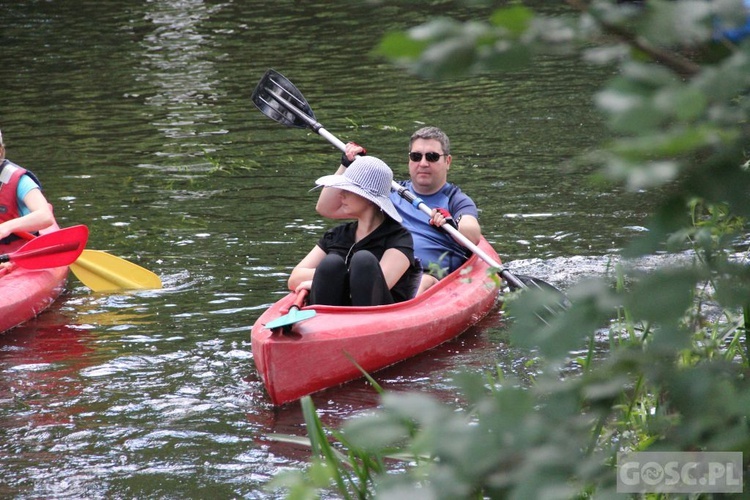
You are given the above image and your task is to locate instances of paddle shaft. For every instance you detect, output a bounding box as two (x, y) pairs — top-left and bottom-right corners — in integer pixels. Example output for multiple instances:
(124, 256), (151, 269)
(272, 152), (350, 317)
(0, 241), (80, 263)
(290, 288), (309, 311)
(262, 93), (528, 290)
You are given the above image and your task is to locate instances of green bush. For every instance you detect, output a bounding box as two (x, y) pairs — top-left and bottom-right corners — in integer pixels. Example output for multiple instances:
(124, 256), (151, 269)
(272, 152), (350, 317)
(270, 1), (750, 498)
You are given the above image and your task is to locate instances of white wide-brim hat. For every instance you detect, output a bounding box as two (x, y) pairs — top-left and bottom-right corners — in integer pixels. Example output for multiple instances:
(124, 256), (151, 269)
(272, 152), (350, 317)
(315, 156), (401, 222)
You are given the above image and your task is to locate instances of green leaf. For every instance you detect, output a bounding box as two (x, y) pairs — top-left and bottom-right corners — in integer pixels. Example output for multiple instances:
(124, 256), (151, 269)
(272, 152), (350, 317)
(623, 195), (693, 256)
(510, 279), (619, 361)
(609, 125), (733, 159)
(598, 155), (680, 189)
(654, 85), (708, 121)
(452, 370), (492, 405)
(415, 38), (478, 79)
(606, 102), (670, 134)
(342, 413), (411, 451)
(409, 17), (466, 41)
(620, 61), (679, 88)
(380, 392), (450, 426)
(694, 53), (750, 102)
(375, 31), (428, 60)
(714, 263), (750, 307)
(476, 42), (533, 72)
(644, 0), (714, 46)
(489, 5), (534, 36)
(626, 268), (703, 325)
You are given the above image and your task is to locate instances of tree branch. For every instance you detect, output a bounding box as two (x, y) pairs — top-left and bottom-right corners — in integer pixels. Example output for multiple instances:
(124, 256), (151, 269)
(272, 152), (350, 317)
(566, 0), (702, 78)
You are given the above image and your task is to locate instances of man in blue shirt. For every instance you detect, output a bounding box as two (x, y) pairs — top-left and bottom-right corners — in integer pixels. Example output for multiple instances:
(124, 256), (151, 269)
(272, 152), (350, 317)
(316, 126), (482, 293)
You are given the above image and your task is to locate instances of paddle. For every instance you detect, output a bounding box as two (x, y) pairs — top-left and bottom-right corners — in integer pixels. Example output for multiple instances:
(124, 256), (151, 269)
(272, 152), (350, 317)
(0, 225), (88, 269)
(67, 250), (163, 292)
(16, 232), (163, 292)
(264, 289), (316, 333)
(252, 69), (567, 302)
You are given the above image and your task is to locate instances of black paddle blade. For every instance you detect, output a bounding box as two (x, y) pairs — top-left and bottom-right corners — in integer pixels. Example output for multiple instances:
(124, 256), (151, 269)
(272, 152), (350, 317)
(252, 69), (315, 129)
(511, 274), (571, 318)
(514, 274), (564, 295)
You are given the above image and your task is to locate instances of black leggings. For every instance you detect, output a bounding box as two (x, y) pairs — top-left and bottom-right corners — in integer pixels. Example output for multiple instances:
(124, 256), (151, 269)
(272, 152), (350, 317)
(309, 251), (395, 307)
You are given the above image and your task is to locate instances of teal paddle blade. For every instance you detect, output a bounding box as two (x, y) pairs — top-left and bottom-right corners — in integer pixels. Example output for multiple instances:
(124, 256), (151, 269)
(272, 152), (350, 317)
(265, 308), (316, 330)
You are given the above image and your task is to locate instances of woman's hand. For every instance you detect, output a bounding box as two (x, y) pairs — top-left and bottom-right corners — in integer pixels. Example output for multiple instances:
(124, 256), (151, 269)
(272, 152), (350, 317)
(294, 280), (313, 293)
(341, 142), (366, 167)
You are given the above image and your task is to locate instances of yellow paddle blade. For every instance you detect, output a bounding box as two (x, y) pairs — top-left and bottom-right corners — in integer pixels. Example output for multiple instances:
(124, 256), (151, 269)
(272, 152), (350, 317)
(69, 249), (162, 292)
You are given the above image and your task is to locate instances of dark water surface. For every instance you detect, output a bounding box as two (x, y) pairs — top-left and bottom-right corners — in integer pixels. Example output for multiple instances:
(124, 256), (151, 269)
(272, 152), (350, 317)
(1, 1), (648, 497)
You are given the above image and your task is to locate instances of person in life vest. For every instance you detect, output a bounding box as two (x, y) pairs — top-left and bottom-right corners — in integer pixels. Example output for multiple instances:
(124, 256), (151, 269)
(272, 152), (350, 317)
(317, 127), (482, 294)
(0, 129), (55, 269)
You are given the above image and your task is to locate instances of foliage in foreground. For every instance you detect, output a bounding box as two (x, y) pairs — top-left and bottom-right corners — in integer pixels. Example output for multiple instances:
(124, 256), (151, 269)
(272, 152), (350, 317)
(271, 1), (750, 498)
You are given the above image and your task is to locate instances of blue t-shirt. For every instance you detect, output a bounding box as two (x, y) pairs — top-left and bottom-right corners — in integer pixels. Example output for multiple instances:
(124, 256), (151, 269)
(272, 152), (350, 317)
(16, 175), (40, 215)
(390, 181), (478, 274)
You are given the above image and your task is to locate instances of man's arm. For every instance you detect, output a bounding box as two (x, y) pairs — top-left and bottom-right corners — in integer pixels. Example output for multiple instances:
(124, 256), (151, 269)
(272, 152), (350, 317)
(457, 214), (481, 245)
(429, 209), (482, 245)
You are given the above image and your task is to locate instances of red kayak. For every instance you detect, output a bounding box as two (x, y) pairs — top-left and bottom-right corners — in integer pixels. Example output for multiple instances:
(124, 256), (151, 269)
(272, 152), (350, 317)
(0, 224), (69, 334)
(251, 238), (502, 406)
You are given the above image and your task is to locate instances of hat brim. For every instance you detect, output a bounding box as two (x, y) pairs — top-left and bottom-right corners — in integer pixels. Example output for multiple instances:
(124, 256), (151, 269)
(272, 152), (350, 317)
(315, 174), (402, 222)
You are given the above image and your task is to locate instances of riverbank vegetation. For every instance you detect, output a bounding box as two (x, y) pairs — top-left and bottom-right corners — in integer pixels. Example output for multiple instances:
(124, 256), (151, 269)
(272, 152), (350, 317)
(271, 1), (750, 497)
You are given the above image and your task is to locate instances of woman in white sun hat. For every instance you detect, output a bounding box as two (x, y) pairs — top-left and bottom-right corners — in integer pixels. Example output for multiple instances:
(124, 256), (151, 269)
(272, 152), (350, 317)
(288, 156), (421, 306)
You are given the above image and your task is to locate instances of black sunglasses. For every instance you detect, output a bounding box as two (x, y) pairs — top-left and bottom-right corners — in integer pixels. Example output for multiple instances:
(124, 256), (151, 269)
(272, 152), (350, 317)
(409, 151), (446, 162)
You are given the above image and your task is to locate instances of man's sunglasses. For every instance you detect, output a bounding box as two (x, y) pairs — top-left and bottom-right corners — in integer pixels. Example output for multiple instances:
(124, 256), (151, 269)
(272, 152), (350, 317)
(408, 152), (446, 162)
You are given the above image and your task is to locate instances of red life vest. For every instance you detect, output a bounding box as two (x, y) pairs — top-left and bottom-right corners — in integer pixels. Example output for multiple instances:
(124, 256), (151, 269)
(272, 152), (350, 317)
(0, 161), (27, 224)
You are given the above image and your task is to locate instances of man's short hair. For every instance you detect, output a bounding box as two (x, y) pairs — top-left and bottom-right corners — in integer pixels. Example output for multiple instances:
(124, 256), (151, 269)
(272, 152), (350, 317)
(410, 126), (450, 156)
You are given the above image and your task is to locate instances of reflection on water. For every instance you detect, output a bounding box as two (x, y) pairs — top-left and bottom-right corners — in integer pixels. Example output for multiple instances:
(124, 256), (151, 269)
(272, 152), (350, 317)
(137, 0), (227, 157)
(0, 0), (653, 497)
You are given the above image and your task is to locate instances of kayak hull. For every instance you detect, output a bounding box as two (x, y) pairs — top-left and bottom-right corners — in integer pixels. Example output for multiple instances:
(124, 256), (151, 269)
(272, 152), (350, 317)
(251, 238), (502, 406)
(0, 224), (69, 334)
